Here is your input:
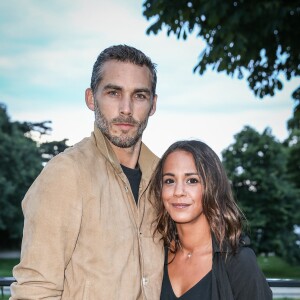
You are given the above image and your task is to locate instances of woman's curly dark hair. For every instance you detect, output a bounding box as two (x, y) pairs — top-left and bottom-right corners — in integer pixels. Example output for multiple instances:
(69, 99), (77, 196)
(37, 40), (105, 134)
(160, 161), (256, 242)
(149, 140), (246, 254)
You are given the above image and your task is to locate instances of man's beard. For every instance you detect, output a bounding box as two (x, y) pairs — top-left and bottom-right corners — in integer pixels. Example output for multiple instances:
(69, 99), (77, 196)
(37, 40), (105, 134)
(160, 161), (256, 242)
(94, 101), (149, 148)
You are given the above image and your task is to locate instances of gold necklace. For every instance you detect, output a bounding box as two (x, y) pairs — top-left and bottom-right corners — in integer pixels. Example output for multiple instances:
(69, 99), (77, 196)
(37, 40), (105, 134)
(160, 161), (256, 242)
(180, 241), (211, 259)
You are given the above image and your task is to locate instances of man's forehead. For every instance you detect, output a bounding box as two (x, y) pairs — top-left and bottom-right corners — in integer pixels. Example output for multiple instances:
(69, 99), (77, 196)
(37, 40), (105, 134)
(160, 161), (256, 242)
(99, 60), (152, 86)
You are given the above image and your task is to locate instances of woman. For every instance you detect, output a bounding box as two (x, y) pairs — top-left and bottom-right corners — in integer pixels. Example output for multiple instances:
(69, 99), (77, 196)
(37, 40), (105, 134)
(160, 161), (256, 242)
(150, 140), (272, 300)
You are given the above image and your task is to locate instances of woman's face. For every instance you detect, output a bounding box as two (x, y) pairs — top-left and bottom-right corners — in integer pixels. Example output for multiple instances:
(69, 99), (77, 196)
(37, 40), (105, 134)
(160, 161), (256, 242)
(162, 150), (204, 224)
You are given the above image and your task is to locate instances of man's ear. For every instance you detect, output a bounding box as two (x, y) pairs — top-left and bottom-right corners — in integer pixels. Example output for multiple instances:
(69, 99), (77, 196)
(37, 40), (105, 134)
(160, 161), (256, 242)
(149, 94), (157, 116)
(85, 88), (95, 111)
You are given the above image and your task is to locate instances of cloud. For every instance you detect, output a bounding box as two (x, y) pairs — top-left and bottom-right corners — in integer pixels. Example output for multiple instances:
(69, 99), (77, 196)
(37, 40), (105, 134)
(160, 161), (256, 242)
(0, 0), (296, 161)
(143, 107), (292, 158)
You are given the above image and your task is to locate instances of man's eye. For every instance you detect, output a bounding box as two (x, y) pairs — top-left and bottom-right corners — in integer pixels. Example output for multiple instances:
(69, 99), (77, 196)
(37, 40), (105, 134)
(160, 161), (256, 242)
(108, 90), (118, 96)
(135, 93), (147, 100)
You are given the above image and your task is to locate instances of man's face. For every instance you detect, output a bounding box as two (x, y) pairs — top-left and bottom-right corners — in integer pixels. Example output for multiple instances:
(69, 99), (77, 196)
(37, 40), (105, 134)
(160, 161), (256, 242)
(90, 61), (156, 148)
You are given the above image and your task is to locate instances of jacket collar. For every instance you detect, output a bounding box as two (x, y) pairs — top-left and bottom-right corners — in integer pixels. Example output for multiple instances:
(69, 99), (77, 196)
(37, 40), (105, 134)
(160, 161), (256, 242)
(212, 232), (251, 255)
(93, 123), (158, 182)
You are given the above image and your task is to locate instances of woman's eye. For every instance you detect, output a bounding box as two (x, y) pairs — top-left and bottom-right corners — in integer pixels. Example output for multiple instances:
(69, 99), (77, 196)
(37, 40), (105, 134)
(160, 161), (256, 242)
(187, 178), (199, 184)
(163, 178), (174, 184)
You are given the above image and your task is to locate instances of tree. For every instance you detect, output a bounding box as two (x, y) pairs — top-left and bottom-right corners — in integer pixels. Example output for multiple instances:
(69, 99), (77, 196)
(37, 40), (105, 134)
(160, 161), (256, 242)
(0, 103), (69, 248)
(143, 0), (300, 100)
(0, 104), (42, 247)
(285, 94), (300, 189)
(39, 139), (69, 164)
(284, 94), (300, 236)
(222, 126), (300, 263)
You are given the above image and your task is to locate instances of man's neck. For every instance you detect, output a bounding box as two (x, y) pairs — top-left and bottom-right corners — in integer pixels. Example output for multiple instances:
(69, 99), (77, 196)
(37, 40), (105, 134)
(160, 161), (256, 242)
(110, 139), (142, 169)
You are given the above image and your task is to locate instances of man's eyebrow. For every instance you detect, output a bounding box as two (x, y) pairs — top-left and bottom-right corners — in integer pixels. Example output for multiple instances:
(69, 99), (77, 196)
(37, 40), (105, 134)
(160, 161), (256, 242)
(103, 84), (122, 90)
(134, 88), (151, 94)
(102, 85), (151, 95)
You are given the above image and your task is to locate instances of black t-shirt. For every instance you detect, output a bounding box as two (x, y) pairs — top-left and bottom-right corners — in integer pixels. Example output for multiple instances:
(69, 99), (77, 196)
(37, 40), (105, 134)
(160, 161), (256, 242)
(160, 250), (212, 300)
(121, 164), (142, 205)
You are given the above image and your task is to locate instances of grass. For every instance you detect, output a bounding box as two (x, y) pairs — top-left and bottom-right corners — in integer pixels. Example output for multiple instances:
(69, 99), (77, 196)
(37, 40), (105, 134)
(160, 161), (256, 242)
(0, 259), (18, 277)
(0, 259), (18, 300)
(258, 255), (300, 279)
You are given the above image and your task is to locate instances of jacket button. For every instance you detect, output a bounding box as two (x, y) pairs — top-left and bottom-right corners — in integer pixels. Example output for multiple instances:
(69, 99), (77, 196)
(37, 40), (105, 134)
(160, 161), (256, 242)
(142, 277), (148, 286)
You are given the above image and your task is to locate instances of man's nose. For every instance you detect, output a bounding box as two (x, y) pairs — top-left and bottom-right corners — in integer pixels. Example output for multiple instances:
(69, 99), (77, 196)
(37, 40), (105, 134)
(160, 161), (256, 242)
(119, 94), (133, 116)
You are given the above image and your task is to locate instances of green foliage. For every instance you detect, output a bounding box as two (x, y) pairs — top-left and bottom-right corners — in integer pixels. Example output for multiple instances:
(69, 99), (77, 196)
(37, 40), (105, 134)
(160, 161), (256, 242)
(286, 131), (300, 191)
(39, 139), (69, 164)
(287, 92), (300, 131)
(285, 98), (300, 188)
(0, 103), (69, 248)
(284, 98), (300, 226)
(143, 0), (300, 99)
(222, 126), (300, 263)
(0, 104), (43, 247)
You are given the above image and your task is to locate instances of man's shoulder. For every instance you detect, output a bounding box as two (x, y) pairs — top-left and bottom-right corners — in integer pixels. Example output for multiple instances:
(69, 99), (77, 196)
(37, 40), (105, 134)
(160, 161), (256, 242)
(63, 135), (100, 158)
(46, 135), (104, 170)
(139, 143), (159, 178)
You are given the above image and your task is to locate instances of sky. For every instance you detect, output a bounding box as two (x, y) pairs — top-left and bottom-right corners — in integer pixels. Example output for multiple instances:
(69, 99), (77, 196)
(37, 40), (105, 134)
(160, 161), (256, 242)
(0, 0), (298, 158)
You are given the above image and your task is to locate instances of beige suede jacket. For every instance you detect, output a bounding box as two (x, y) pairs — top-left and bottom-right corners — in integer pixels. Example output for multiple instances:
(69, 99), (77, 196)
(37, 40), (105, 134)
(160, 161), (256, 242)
(10, 125), (164, 300)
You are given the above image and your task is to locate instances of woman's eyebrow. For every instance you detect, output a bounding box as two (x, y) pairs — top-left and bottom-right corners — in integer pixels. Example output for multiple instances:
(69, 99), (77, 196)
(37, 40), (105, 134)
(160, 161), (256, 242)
(162, 173), (174, 177)
(162, 172), (198, 177)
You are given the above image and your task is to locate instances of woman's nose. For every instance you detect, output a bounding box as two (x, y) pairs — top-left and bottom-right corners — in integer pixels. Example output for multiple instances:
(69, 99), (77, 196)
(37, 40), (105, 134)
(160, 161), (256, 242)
(173, 182), (186, 197)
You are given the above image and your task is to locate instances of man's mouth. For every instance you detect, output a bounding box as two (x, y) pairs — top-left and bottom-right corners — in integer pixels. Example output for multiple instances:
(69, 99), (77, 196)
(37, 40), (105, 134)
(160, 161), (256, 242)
(114, 123), (135, 130)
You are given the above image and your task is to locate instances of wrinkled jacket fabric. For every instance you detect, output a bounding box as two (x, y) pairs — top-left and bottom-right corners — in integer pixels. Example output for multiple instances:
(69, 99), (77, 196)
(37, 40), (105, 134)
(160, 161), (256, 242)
(211, 235), (272, 300)
(10, 125), (164, 300)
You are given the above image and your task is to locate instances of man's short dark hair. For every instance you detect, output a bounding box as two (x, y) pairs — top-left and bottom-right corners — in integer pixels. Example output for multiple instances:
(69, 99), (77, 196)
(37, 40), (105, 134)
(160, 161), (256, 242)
(90, 44), (157, 97)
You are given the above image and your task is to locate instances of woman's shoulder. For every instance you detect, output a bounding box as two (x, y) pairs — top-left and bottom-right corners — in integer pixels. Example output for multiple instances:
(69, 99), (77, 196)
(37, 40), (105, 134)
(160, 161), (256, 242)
(227, 236), (258, 271)
(225, 243), (272, 299)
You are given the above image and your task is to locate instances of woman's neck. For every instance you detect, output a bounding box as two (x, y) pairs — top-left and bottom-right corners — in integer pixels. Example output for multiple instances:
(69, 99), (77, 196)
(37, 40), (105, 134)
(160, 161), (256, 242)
(176, 219), (211, 255)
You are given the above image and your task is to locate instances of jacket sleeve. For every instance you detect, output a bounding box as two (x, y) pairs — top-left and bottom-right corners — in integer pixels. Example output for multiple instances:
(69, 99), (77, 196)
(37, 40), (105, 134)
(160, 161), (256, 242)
(10, 154), (83, 300)
(226, 247), (273, 300)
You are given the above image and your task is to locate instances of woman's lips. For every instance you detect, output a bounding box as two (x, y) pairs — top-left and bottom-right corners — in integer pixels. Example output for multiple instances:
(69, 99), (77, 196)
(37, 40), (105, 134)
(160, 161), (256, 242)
(171, 203), (191, 209)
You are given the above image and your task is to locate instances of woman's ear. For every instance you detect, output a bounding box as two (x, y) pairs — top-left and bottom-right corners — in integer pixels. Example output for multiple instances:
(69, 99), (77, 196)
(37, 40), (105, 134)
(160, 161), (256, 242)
(85, 88), (95, 111)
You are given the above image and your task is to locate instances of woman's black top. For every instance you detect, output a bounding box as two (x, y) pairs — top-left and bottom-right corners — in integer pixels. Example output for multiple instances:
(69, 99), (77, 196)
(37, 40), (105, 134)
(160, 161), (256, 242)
(160, 236), (272, 300)
(160, 250), (212, 300)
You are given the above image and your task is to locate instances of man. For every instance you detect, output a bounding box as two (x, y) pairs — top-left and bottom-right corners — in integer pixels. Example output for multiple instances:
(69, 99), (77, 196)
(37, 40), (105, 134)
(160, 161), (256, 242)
(10, 45), (164, 300)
